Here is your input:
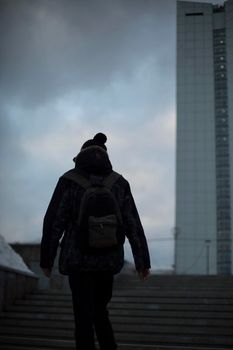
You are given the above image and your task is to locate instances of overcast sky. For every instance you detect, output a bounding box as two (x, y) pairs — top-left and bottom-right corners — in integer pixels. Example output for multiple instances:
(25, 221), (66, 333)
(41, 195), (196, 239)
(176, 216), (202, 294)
(0, 0), (224, 269)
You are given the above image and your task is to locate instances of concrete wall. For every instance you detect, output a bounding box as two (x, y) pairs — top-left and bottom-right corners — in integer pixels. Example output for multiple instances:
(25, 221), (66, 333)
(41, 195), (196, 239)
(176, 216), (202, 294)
(0, 265), (38, 312)
(11, 243), (70, 290)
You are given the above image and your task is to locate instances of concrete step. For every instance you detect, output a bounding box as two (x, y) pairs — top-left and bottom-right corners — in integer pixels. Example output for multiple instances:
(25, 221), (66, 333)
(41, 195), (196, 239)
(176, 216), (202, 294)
(1, 333), (233, 348)
(33, 287), (233, 296)
(16, 296), (233, 306)
(1, 340), (229, 350)
(1, 313), (233, 327)
(114, 275), (233, 286)
(1, 315), (233, 328)
(3, 306), (233, 321)
(0, 335), (75, 349)
(114, 289), (233, 297)
(1, 310), (233, 324)
(0, 322), (232, 337)
(26, 293), (72, 301)
(0, 311), (74, 321)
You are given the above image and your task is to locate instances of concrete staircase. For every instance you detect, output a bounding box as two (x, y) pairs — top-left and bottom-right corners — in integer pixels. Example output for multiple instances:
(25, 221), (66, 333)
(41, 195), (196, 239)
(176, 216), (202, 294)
(0, 275), (233, 350)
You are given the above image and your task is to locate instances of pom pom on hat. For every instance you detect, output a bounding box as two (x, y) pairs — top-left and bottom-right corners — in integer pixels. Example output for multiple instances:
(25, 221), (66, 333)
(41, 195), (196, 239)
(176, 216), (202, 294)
(93, 133), (107, 145)
(81, 132), (107, 151)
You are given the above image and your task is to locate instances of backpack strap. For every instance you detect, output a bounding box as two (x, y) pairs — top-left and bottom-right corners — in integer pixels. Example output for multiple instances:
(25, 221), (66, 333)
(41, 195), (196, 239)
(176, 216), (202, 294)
(103, 171), (121, 189)
(62, 170), (91, 189)
(63, 170), (121, 189)
(104, 171), (123, 224)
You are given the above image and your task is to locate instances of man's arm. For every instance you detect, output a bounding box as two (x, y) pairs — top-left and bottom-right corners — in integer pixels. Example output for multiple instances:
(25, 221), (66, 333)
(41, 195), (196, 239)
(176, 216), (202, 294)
(122, 182), (151, 279)
(40, 177), (71, 275)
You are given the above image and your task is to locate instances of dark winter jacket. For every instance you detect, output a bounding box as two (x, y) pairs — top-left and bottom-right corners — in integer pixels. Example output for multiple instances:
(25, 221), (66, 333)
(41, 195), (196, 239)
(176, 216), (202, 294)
(40, 146), (151, 275)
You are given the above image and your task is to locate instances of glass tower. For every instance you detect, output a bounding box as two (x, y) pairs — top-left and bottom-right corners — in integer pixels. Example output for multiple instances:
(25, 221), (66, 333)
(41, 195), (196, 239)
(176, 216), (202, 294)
(175, 0), (233, 274)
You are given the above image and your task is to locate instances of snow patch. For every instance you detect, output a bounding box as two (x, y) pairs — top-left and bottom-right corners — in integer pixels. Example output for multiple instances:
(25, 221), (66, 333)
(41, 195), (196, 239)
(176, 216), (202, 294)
(0, 234), (34, 275)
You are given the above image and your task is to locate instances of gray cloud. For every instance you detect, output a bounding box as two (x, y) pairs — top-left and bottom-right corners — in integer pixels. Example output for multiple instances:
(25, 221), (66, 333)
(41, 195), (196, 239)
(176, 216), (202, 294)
(0, 0), (177, 268)
(0, 0), (175, 106)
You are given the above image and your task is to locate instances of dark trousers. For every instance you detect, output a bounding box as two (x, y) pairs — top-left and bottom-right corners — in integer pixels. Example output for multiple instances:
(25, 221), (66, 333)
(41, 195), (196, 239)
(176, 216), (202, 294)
(68, 271), (117, 350)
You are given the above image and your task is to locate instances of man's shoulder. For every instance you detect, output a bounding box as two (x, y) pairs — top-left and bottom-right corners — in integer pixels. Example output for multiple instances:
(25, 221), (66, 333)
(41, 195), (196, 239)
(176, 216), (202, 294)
(111, 171), (129, 188)
(61, 168), (76, 178)
(58, 169), (77, 186)
(60, 168), (129, 189)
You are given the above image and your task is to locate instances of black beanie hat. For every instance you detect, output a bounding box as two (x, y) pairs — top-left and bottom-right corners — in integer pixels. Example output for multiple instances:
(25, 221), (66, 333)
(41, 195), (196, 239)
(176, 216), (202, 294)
(81, 132), (107, 151)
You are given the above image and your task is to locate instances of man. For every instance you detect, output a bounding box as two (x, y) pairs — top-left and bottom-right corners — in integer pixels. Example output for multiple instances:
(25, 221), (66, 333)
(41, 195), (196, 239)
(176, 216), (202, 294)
(40, 132), (151, 350)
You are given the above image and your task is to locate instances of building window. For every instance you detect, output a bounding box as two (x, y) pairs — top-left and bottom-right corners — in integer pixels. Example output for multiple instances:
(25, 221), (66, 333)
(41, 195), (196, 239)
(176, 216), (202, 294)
(213, 28), (231, 275)
(185, 12), (203, 16)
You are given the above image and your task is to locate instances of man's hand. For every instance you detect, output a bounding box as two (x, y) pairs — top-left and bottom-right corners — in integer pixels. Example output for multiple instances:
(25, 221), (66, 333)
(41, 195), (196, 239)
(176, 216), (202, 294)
(138, 269), (150, 281)
(42, 268), (52, 278)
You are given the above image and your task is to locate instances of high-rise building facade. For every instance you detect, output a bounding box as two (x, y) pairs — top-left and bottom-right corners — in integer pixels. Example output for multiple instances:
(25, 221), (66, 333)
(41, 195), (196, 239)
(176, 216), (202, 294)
(175, 0), (233, 274)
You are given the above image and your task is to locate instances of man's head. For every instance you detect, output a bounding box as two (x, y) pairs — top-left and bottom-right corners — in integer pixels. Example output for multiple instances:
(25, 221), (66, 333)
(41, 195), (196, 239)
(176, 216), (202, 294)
(73, 132), (112, 174)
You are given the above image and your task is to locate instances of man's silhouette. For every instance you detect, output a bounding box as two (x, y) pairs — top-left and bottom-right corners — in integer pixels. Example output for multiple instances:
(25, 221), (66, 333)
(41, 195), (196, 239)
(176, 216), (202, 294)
(40, 132), (151, 350)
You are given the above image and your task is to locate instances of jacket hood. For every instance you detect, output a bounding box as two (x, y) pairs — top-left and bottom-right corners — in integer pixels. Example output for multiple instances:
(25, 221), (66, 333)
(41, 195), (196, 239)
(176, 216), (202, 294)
(74, 145), (112, 176)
